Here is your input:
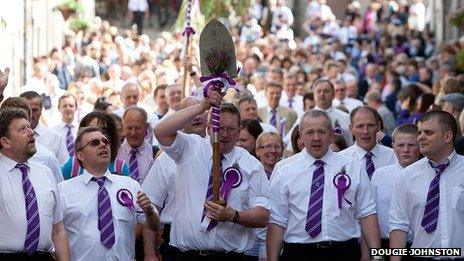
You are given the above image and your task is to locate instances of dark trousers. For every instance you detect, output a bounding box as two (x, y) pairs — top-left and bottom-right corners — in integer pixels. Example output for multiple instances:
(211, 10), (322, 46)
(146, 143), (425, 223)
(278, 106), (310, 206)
(280, 239), (361, 261)
(160, 224), (179, 261)
(173, 248), (246, 261)
(0, 252), (54, 261)
(132, 11), (145, 34)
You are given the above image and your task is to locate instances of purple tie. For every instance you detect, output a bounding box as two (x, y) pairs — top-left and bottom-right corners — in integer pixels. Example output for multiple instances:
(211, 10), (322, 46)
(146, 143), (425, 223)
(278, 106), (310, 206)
(92, 177), (115, 248)
(288, 98), (294, 108)
(66, 124), (75, 157)
(129, 149), (139, 181)
(203, 154), (225, 231)
(270, 109), (277, 127)
(306, 160), (325, 238)
(421, 160), (450, 233)
(16, 164), (40, 255)
(365, 151), (375, 179)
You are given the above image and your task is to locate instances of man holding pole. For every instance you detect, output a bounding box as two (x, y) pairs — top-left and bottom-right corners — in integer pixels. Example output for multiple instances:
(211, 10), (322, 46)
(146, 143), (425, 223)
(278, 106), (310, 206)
(154, 89), (269, 260)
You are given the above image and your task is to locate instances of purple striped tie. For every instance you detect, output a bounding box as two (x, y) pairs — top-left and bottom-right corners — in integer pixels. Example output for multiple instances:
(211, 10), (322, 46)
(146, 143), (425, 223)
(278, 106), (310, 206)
(92, 177), (115, 248)
(66, 124), (75, 157)
(269, 108), (277, 127)
(364, 151), (375, 179)
(306, 160), (325, 238)
(421, 160), (449, 233)
(288, 98), (294, 108)
(17, 164), (40, 255)
(129, 149), (139, 181)
(203, 154), (225, 231)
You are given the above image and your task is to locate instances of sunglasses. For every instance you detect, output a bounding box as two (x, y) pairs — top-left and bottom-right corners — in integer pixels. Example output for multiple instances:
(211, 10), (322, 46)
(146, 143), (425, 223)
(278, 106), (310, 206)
(78, 138), (109, 151)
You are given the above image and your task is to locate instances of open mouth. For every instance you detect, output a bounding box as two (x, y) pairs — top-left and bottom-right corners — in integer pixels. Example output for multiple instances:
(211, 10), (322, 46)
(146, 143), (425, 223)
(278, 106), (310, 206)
(98, 151), (109, 156)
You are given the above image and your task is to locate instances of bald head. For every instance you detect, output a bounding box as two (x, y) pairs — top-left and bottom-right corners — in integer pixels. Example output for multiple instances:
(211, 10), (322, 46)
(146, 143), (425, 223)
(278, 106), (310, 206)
(179, 96), (200, 110)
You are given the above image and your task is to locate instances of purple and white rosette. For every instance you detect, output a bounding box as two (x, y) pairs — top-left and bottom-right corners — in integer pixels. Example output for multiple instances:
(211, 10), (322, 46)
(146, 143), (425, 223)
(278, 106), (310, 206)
(332, 166), (352, 215)
(220, 166), (243, 202)
(117, 189), (137, 211)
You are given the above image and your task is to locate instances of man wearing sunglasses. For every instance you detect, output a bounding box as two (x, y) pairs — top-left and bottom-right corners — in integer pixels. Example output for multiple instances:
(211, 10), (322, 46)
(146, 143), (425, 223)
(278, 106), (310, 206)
(155, 89), (269, 260)
(57, 126), (159, 261)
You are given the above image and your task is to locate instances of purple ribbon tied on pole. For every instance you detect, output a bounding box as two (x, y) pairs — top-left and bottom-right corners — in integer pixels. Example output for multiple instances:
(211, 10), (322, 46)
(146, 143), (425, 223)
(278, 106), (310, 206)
(332, 165), (352, 210)
(220, 166), (243, 202)
(183, 26), (196, 37)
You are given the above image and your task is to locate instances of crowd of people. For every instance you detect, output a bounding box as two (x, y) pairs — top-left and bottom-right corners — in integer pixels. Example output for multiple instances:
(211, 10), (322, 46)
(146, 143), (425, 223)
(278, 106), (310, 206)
(1, 0), (464, 260)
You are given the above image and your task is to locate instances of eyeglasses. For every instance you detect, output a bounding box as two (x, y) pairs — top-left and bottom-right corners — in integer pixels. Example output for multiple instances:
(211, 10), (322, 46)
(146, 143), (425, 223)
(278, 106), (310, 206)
(77, 138), (109, 151)
(260, 144), (283, 151)
(219, 127), (238, 134)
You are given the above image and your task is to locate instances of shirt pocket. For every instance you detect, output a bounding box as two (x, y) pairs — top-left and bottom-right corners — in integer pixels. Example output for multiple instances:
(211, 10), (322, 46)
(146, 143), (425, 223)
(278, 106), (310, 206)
(452, 186), (464, 213)
(227, 182), (250, 210)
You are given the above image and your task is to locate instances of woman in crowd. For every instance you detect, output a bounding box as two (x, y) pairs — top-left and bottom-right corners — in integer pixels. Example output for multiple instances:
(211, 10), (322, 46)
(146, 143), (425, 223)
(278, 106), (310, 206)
(61, 111), (130, 179)
(237, 119), (263, 158)
(255, 132), (284, 179)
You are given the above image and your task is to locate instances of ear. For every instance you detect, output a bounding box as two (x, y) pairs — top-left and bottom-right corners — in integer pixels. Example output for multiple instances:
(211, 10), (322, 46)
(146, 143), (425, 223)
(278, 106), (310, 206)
(0, 137), (11, 150)
(75, 150), (85, 163)
(443, 130), (454, 144)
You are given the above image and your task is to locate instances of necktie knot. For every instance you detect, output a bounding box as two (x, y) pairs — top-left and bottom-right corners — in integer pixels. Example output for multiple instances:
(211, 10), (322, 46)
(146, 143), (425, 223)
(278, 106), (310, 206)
(92, 176), (106, 187)
(365, 151), (373, 159)
(16, 163), (28, 172)
(271, 108), (277, 114)
(66, 124), (73, 130)
(429, 160), (450, 176)
(314, 159), (325, 167)
(131, 149), (138, 155)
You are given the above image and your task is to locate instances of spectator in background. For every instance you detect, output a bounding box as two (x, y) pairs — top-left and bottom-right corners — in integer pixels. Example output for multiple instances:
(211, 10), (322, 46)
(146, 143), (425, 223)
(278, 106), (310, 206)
(255, 132), (284, 179)
(237, 119), (263, 158)
(364, 90), (396, 135)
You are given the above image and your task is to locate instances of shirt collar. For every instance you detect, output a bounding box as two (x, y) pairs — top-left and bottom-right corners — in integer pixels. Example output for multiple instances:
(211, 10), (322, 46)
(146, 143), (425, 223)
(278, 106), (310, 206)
(314, 105), (334, 113)
(0, 154), (30, 173)
(82, 169), (114, 185)
(61, 120), (76, 128)
(353, 142), (379, 158)
(301, 148), (334, 169)
(34, 124), (45, 137)
(122, 140), (149, 154)
(222, 147), (237, 163)
(428, 150), (457, 166)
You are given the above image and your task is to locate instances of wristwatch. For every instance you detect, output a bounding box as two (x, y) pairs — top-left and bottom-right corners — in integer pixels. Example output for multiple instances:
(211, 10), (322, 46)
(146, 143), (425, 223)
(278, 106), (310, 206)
(232, 210), (240, 223)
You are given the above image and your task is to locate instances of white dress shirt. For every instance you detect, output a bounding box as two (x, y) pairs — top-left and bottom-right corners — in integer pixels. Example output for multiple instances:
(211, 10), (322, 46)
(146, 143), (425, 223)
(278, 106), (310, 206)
(35, 124), (69, 164)
(371, 163), (404, 239)
(269, 149), (376, 243)
(117, 140), (154, 183)
(0, 155), (62, 253)
(31, 143), (64, 184)
(339, 143), (396, 176)
(332, 97), (364, 112)
(160, 132), (269, 252)
(58, 170), (147, 261)
(52, 120), (78, 147)
(142, 151), (176, 225)
(254, 90), (267, 109)
(280, 93), (304, 117)
(389, 151), (464, 257)
(128, 0), (148, 12)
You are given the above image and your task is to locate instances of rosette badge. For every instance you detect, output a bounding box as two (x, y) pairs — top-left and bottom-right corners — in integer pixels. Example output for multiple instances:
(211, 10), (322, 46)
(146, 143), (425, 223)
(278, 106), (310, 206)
(332, 165), (352, 210)
(116, 189), (143, 213)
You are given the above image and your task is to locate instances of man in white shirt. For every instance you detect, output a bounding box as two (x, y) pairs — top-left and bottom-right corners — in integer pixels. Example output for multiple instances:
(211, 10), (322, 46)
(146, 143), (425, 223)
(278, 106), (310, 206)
(21, 91), (69, 164)
(52, 93), (79, 158)
(390, 111), (464, 260)
(162, 84), (183, 119)
(155, 88), (269, 260)
(143, 96), (208, 261)
(279, 74), (304, 117)
(371, 124), (420, 248)
(0, 108), (70, 260)
(339, 106), (396, 179)
(238, 95), (278, 133)
(331, 78), (363, 112)
(114, 82), (158, 145)
(128, 0), (149, 34)
(58, 126), (159, 261)
(267, 110), (380, 260)
(103, 64), (126, 93)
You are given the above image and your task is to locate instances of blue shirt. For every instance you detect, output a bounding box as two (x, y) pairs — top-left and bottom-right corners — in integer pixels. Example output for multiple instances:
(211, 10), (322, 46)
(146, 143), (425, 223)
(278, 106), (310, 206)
(61, 157), (130, 180)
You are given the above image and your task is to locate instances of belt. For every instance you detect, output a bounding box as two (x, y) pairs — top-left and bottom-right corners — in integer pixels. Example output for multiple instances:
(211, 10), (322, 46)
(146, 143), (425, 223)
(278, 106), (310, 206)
(178, 249), (244, 257)
(284, 238), (359, 249)
(0, 251), (54, 260)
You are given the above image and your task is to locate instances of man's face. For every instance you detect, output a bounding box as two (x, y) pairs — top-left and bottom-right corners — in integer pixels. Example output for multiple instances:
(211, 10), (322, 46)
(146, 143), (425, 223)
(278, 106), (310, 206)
(239, 101), (258, 120)
(350, 110), (380, 151)
(1, 118), (37, 161)
(266, 86), (282, 109)
(417, 118), (453, 159)
(393, 133), (420, 168)
(300, 116), (333, 159)
(209, 112), (240, 154)
(27, 97), (42, 129)
(59, 97), (77, 123)
(334, 83), (347, 100)
(121, 87), (139, 107)
(123, 110), (148, 149)
(76, 131), (111, 168)
(314, 82), (335, 110)
(154, 89), (168, 112)
(283, 77), (297, 98)
(166, 86), (182, 111)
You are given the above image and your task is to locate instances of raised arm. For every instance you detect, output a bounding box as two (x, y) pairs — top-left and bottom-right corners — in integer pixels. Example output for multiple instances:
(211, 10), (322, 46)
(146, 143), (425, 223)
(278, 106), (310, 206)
(154, 88), (221, 146)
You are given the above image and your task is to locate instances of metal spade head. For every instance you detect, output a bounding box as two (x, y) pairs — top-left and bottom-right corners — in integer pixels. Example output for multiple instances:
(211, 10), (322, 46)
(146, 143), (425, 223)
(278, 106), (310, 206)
(199, 19), (237, 78)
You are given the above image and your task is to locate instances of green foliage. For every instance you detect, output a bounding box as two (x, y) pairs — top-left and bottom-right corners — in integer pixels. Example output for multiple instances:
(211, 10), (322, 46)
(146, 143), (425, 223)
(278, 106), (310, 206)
(456, 50), (464, 73)
(69, 18), (89, 32)
(175, 0), (250, 31)
(56, 0), (84, 12)
(450, 10), (464, 30)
